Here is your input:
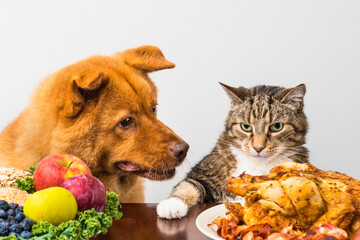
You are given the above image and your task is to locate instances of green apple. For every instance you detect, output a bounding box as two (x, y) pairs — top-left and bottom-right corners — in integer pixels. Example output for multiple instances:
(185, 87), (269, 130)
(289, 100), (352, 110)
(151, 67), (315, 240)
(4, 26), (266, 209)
(24, 187), (78, 225)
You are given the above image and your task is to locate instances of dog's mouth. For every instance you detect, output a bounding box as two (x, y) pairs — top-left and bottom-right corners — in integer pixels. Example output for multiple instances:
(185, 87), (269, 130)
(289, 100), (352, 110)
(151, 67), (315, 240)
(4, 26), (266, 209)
(117, 161), (176, 180)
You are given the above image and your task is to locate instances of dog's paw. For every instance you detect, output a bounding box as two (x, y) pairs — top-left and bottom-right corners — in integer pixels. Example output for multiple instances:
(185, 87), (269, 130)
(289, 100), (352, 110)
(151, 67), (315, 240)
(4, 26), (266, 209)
(157, 197), (188, 219)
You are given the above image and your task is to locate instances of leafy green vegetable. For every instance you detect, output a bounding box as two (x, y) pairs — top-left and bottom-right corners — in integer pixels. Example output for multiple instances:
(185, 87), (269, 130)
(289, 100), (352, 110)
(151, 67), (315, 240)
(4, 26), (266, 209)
(0, 236), (17, 240)
(30, 192), (122, 240)
(29, 163), (38, 175)
(15, 163), (38, 194)
(15, 177), (35, 194)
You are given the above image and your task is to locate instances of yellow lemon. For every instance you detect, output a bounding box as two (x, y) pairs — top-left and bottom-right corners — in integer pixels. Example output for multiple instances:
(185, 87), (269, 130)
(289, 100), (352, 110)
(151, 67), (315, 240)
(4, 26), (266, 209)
(24, 187), (78, 225)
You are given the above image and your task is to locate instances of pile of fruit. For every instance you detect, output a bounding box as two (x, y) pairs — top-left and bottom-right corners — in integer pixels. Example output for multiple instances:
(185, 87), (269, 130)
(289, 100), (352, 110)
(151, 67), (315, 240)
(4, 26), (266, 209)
(0, 154), (122, 240)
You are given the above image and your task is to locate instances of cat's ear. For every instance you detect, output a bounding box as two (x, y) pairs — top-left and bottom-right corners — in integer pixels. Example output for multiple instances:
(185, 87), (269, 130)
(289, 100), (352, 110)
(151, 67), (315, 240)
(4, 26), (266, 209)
(280, 84), (306, 109)
(219, 82), (248, 105)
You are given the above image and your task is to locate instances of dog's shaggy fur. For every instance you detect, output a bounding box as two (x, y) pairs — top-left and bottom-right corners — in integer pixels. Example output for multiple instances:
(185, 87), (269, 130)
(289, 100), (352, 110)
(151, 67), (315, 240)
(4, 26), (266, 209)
(0, 46), (188, 202)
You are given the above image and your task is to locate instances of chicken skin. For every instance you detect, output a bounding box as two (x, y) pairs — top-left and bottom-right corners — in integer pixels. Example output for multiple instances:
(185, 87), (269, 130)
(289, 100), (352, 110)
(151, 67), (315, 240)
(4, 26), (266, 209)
(227, 162), (360, 237)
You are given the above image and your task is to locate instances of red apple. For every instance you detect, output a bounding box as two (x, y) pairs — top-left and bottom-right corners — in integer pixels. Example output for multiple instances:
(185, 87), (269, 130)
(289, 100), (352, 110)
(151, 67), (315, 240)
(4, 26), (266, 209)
(61, 174), (107, 212)
(33, 154), (92, 191)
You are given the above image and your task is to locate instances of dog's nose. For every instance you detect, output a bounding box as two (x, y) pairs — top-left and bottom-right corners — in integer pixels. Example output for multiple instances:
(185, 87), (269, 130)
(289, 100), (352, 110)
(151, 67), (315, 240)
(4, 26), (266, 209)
(170, 141), (189, 163)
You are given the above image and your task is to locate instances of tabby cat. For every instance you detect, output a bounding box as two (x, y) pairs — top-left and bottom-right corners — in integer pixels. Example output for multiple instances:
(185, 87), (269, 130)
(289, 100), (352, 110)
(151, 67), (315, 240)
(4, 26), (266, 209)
(157, 83), (309, 219)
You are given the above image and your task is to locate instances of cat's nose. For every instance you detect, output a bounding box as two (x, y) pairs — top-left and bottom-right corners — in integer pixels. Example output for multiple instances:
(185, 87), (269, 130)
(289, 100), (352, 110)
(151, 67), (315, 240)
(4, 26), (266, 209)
(170, 141), (189, 163)
(253, 147), (265, 153)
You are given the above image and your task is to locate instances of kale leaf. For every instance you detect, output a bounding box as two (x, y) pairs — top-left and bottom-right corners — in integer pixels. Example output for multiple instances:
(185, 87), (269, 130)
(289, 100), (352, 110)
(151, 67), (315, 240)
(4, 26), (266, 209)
(16, 163), (38, 194)
(15, 177), (35, 194)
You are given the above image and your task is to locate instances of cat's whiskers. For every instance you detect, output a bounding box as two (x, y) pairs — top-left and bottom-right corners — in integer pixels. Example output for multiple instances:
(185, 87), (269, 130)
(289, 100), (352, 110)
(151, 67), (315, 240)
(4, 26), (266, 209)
(278, 149), (307, 157)
(277, 146), (304, 152)
(182, 158), (193, 168)
(216, 139), (243, 148)
(267, 146), (301, 163)
(275, 151), (305, 163)
(213, 146), (235, 153)
(276, 146), (308, 157)
(282, 151), (308, 159)
(212, 149), (236, 159)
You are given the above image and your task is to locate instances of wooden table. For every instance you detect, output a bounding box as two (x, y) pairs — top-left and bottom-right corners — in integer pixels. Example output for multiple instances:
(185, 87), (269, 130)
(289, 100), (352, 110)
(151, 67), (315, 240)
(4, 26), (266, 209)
(94, 203), (219, 240)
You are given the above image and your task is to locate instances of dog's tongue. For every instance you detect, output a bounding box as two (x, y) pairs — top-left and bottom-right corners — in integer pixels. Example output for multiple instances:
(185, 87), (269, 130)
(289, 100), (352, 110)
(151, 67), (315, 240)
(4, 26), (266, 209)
(117, 162), (142, 172)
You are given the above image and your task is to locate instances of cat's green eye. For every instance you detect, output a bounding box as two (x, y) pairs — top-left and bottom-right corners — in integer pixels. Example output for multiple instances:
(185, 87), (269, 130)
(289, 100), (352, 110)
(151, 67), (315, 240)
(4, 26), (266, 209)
(240, 123), (253, 132)
(269, 123), (284, 132)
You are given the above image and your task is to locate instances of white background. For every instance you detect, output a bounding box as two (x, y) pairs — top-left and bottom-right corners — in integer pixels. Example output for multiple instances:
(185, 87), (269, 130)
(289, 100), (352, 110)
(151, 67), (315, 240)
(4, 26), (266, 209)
(0, 1), (359, 203)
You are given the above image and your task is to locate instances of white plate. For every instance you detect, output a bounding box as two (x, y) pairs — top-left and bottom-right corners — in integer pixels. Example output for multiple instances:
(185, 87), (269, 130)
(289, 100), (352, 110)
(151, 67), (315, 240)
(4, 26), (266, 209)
(195, 204), (227, 240)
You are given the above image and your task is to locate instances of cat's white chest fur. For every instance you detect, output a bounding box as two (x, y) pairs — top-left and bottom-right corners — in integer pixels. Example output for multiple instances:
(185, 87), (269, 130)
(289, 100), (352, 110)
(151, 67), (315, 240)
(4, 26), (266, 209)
(230, 146), (289, 177)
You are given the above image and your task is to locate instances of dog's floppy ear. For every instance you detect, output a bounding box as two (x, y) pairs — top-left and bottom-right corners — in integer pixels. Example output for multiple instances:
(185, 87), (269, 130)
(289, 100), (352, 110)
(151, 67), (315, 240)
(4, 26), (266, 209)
(122, 45), (175, 72)
(65, 71), (108, 117)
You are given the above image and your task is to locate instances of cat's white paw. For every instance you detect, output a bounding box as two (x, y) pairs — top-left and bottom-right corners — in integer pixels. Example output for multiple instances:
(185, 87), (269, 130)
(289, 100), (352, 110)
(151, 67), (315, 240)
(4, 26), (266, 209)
(157, 197), (188, 219)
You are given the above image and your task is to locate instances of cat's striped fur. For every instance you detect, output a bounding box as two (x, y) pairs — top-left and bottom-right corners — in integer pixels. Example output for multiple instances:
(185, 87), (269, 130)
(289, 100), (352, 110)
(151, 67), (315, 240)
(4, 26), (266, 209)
(157, 84), (309, 219)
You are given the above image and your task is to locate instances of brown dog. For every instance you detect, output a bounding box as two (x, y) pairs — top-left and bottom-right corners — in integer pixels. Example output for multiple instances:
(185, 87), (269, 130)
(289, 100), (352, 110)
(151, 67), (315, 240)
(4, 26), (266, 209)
(0, 45), (189, 202)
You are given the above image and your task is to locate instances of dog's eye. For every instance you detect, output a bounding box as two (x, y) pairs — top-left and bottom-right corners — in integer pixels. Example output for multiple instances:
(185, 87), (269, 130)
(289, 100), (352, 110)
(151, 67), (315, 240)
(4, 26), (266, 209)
(119, 117), (134, 129)
(152, 105), (156, 113)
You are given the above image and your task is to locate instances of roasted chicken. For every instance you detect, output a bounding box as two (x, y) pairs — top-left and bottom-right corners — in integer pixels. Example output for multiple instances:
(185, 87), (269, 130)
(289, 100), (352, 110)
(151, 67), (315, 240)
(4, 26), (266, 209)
(226, 162), (360, 237)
